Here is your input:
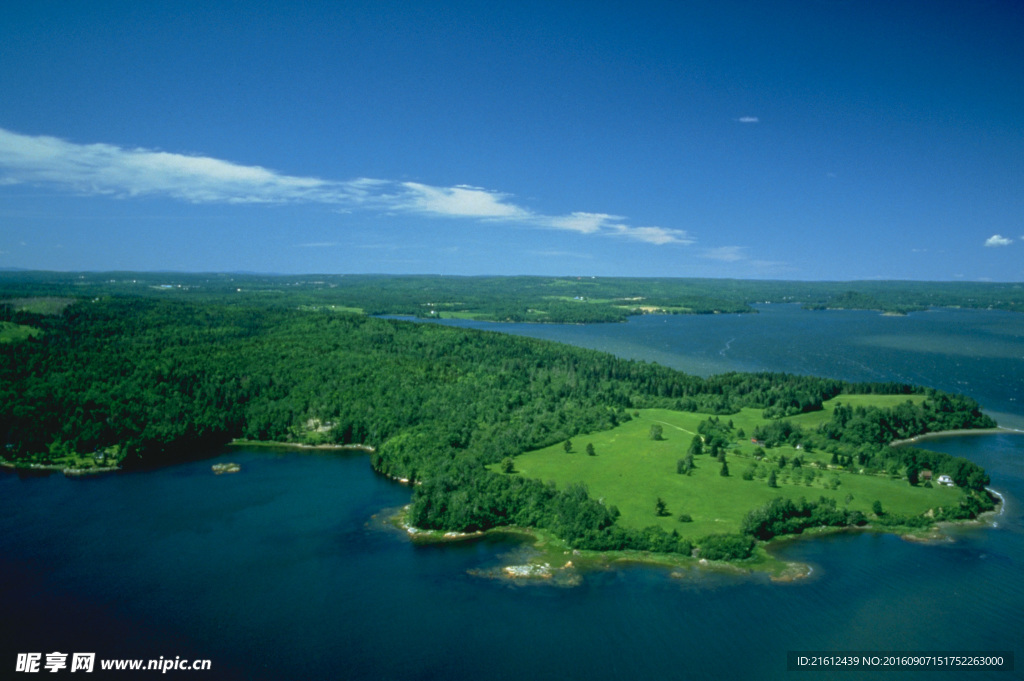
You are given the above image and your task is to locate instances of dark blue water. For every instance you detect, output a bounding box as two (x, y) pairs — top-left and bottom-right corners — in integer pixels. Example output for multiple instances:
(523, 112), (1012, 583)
(3, 308), (1023, 680)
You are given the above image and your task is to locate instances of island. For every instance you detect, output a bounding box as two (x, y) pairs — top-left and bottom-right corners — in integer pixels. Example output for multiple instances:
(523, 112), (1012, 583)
(0, 275), (1005, 578)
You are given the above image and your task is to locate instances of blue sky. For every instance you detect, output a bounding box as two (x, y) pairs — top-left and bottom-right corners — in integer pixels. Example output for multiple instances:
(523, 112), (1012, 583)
(1, 0), (1022, 280)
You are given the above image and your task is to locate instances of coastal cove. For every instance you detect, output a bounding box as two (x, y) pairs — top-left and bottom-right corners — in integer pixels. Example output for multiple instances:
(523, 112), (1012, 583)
(3, 306), (1023, 679)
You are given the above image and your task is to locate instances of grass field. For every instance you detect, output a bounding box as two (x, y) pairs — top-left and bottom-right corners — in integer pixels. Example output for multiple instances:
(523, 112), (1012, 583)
(0, 321), (42, 343)
(506, 400), (961, 540)
(2, 297), (77, 315)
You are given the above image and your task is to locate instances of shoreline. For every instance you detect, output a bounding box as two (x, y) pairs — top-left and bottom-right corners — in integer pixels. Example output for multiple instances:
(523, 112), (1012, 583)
(2, 439), (378, 476)
(0, 459), (122, 476)
(228, 439), (376, 452)
(390, 503), (1004, 585)
(890, 427), (1021, 447)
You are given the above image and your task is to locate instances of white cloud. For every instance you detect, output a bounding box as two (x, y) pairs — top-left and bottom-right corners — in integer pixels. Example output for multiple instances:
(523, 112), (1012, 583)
(605, 224), (693, 245)
(737, 116), (760, 123)
(0, 127), (691, 247)
(702, 246), (747, 262)
(399, 183), (529, 219)
(539, 213), (692, 245)
(545, 211), (621, 234)
(985, 234), (1013, 247)
(0, 128), (340, 204)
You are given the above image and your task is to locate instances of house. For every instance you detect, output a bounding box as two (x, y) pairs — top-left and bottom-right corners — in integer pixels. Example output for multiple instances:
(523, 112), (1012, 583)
(937, 474), (955, 487)
(921, 470), (933, 481)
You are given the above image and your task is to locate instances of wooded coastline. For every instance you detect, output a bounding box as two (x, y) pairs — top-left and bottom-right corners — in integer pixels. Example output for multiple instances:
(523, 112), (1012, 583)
(1, 275), (1003, 563)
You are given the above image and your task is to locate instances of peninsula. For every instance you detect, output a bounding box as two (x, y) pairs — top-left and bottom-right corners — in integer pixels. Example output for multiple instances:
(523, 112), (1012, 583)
(0, 274), (1001, 571)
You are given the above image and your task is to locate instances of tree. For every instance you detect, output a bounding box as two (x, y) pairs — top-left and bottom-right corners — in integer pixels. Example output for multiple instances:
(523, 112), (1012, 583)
(649, 424), (663, 441)
(872, 500), (884, 516)
(655, 497), (669, 516)
(768, 470), (778, 488)
(500, 457), (515, 474)
(563, 439), (573, 453)
(688, 435), (703, 456)
(677, 513), (693, 523)
(720, 461), (729, 477)
(586, 442), (596, 456)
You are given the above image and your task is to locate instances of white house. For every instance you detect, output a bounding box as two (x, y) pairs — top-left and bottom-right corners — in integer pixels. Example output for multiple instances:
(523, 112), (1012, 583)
(937, 474), (955, 487)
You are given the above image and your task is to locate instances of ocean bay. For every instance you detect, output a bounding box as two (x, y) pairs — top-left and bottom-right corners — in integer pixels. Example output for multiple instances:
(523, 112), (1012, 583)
(3, 306), (1023, 680)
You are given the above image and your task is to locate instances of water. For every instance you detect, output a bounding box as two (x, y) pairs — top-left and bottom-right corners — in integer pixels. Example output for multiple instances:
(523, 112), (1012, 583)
(393, 305), (1024, 428)
(3, 307), (1023, 680)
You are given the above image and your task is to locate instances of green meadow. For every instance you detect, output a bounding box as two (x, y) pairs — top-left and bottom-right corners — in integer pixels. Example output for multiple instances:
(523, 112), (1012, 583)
(3, 297), (77, 315)
(508, 398), (962, 540)
(0, 321), (42, 343)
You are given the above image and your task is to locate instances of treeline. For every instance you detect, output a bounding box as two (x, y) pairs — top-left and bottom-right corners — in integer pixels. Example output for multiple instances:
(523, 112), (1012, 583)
(5, 271), (1024, 323)
(0, 294), (997, 557)
(406, 459), (694, 554)
(751, 398), (993, 490)
(740, 491), (995, 542)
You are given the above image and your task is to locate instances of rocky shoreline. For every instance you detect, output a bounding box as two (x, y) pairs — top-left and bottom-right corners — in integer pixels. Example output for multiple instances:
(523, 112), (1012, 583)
(0, 459), (122, 477)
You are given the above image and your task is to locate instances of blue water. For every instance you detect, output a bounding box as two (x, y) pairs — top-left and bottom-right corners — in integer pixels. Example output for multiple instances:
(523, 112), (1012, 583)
(3, 307), (1023, 680)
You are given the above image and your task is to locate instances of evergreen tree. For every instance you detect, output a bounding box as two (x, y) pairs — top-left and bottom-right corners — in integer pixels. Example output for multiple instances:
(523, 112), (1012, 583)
(655, 497), (668, 516)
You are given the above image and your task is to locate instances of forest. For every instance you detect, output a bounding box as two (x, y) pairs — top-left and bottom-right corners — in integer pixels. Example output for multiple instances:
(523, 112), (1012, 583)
(0, 277), (999, 559)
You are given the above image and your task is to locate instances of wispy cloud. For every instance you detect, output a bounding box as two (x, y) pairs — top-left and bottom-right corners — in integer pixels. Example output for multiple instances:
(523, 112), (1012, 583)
(295, 242), (342, 248)
(736, 116), (760, 123)
(700, 245), (790, 275)
(529, 249), (594, 259)
(0, 127), (691, 246)
(985, 234), (1013, 247)
(702, 246), (748, 262)
(399, 183), (529, 219)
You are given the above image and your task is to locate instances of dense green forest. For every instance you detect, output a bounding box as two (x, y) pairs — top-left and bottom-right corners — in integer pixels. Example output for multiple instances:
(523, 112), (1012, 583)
(2, 271), (1023, 323)
(0, 280), (999, 558)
